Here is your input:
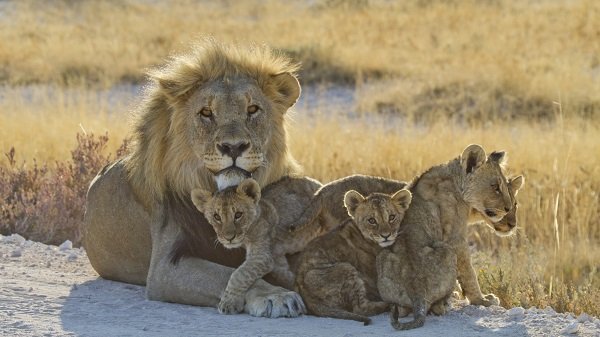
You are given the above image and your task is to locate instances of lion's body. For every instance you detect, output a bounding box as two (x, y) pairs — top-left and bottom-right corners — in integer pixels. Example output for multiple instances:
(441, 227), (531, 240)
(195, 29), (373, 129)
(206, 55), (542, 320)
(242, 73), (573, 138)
(83, 40), (310, 317)
(376, 145), (517, 330)
(295, 188), (412, 325)
(289, 174), (407, 234)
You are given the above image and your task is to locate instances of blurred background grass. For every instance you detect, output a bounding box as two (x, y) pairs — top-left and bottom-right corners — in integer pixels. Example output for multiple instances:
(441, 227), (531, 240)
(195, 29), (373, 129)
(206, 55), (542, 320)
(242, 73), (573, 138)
(0, 0), (598, 316)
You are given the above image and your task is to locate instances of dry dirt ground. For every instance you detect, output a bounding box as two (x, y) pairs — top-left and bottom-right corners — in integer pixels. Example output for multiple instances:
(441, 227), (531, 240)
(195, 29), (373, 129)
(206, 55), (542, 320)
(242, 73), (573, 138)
(1, 234), (598, 337)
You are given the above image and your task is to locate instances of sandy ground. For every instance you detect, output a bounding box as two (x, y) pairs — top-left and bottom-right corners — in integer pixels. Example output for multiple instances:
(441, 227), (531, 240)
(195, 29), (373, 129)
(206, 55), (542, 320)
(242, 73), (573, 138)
(1, 234), (598, 337)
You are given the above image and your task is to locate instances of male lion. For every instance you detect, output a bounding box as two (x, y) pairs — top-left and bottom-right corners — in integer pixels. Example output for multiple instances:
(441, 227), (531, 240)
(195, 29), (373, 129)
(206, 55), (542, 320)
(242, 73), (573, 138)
(83, 40), (308, 317)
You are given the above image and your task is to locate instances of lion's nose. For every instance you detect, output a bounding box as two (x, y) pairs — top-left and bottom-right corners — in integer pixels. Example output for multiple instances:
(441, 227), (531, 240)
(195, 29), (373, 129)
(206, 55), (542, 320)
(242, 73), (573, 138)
(224, 234), (237, 242)
(504, 206), (511, 212)
(381, 233), (391, 240)
(217, 142), (250, 159)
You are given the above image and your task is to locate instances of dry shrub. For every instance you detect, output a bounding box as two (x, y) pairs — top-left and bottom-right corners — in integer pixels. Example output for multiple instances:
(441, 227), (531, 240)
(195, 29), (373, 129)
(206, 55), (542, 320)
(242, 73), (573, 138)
(0, 133), (127, 246)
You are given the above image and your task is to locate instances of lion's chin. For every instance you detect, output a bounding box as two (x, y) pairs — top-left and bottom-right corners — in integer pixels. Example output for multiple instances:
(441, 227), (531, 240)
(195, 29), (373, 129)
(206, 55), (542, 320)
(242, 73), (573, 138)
(378, 240), (395, 248)
(214, 167), (253, 190)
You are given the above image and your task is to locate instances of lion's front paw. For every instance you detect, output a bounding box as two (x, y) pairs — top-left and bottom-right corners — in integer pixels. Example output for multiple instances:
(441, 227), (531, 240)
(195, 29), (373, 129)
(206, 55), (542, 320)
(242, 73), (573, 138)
(470, 293), (500, 307)
(245, 285), (306, 318)
(218, 294), (245, 314)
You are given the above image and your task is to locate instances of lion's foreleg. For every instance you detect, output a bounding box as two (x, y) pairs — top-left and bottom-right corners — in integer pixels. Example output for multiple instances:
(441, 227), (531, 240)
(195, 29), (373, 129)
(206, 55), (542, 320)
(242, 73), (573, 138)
(220, 245), (275, 314)
(455, 243), (499, 307)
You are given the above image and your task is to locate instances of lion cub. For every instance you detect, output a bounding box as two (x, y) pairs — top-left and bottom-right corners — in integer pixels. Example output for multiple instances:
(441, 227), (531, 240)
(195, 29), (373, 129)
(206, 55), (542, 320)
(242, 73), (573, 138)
(295, 188), (412, 325)
(376, 144), (519, 330)
(288, 174), (407, 234)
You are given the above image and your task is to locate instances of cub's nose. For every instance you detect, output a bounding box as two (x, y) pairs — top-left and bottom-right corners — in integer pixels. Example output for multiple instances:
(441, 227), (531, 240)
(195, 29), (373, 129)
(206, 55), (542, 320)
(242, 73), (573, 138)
(217, 142), (250, 159)
(381, 233), (391, 240)
(504, 206), (511, 212)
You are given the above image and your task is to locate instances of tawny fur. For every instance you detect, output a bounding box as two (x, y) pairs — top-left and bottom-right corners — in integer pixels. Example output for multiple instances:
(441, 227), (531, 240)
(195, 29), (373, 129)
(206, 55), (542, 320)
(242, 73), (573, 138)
(83, 40), (310, 318)
(288, 174), (407, 235)
(295, 188), (412, 325)
(376, 144), (522, 330)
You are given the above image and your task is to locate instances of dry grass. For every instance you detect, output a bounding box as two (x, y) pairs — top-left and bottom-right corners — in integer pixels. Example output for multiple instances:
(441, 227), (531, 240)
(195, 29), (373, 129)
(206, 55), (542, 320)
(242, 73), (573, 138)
(2, 0), (599, 111)
(0, 0), (598, 317)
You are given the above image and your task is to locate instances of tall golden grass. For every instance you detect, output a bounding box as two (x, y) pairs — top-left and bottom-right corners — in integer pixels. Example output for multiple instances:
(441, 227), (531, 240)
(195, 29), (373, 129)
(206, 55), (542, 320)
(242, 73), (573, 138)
(0, 0), (598, 316)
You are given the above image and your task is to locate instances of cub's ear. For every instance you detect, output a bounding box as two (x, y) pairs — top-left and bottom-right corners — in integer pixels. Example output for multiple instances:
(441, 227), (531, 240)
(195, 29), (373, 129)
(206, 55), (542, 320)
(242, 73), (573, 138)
(344, 190), (365, 216)
(488, 151), (507, 165)
(509, 175), (525, 195)
(191, 188), (213, 213)
(391, 189), (412, 210)
(269, 72), (301, 109)
(237, 179), (261, 204)
(461, 144), (486, 174)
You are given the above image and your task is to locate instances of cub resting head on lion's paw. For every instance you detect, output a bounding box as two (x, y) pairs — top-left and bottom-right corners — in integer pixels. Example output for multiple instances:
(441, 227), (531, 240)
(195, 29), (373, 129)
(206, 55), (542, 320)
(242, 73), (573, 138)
(295, 187), (412, 325)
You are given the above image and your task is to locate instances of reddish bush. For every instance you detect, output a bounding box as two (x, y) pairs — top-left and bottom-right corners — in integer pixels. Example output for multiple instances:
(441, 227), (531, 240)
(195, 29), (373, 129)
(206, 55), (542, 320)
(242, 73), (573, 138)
(0, 133), (128, 246)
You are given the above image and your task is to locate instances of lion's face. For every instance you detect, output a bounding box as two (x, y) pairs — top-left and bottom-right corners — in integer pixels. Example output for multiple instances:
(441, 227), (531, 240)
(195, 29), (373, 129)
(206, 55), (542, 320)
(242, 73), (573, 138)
(191, 179), (261, 248)
(344, 189), (412, 247)
(482, 175), (524, 235)
(461, 145), (514, 224)
(173, 73), (300, 191)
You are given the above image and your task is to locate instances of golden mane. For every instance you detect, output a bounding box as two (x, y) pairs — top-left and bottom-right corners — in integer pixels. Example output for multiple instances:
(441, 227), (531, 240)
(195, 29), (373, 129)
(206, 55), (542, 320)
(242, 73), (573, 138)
(125, 39), (302, 208)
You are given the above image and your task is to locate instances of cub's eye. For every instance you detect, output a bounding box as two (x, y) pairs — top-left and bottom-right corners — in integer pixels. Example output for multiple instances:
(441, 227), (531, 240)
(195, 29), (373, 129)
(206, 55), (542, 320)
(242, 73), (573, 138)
(198, 107), (213, 118)
(234, 212), (243, 219)
(247, 104), (261, 115)
(213, 213), (221, 221)
(492, 184), (501, 194)
(368, 218), (377, 225)
(389, 214), (396, 222)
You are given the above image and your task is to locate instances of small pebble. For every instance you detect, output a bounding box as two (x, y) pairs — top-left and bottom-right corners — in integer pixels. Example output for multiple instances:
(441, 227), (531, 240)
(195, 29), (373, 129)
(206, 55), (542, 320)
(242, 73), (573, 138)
(11, 249), (22, 257)
(67, 253), (78, 262)
(561, 322), (579, 334)
(577, 313), (591, 323)
(59, 240), (73, 251)
(507, 307), (525, 317)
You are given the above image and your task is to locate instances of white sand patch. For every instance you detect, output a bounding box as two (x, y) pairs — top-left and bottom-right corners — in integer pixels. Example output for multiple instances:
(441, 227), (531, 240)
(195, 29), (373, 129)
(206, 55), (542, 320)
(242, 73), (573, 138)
(0, 234), (598, 337)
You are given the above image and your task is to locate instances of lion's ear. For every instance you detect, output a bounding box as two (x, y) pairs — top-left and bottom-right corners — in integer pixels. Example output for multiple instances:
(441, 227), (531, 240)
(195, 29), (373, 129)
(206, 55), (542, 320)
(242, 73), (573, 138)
(191, 188), (213, 213)
(509, 175), (525, 195)
(391, 189), (412, 210)
(488, 151), (507, 165)
(461, 144), (486, 174)
(344, 190), (365, 217)
(237, 179), (261, 205)
(270, 72), (301, 109)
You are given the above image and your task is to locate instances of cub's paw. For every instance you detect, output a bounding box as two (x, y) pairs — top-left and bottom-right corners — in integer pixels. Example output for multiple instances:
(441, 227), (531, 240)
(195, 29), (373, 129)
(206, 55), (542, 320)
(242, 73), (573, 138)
(218, 294), (245, 314)
(470, 293), (500, 307)
(245, 286), (306, 318)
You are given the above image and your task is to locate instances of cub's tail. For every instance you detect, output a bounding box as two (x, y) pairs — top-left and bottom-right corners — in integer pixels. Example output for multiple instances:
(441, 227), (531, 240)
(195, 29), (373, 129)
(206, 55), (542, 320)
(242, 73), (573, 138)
(310, 303), (372, 326)
(390, 302), (426, 330)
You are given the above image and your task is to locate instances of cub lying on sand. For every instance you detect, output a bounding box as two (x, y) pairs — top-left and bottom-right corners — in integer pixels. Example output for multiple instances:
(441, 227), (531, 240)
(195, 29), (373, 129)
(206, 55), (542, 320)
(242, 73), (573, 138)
(191, 177), (323, 313)
(289, 174), (407, 234)
(376, 144), (520, 330)
(295, 188), (412, 325)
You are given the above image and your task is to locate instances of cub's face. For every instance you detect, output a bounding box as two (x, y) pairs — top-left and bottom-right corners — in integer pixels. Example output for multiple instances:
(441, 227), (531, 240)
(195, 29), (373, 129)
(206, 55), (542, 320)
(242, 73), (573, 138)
(479, 175), (524, 236)
(461, 145), (514, 223)
(344, 189), (412, 247)
(191, 179), (261, 248)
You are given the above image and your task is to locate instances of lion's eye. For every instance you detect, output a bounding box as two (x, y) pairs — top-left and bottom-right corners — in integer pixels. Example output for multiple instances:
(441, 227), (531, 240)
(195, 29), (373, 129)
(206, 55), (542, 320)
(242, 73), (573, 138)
(234, 212), (243, 219)
(213, 213), (221, 221)
(389, 214), (396, 222)
(492, 184), (501, 194)
(198, 107), (213, 118)
(368, 218), (377, 225)
(247, 105), (261, 115)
